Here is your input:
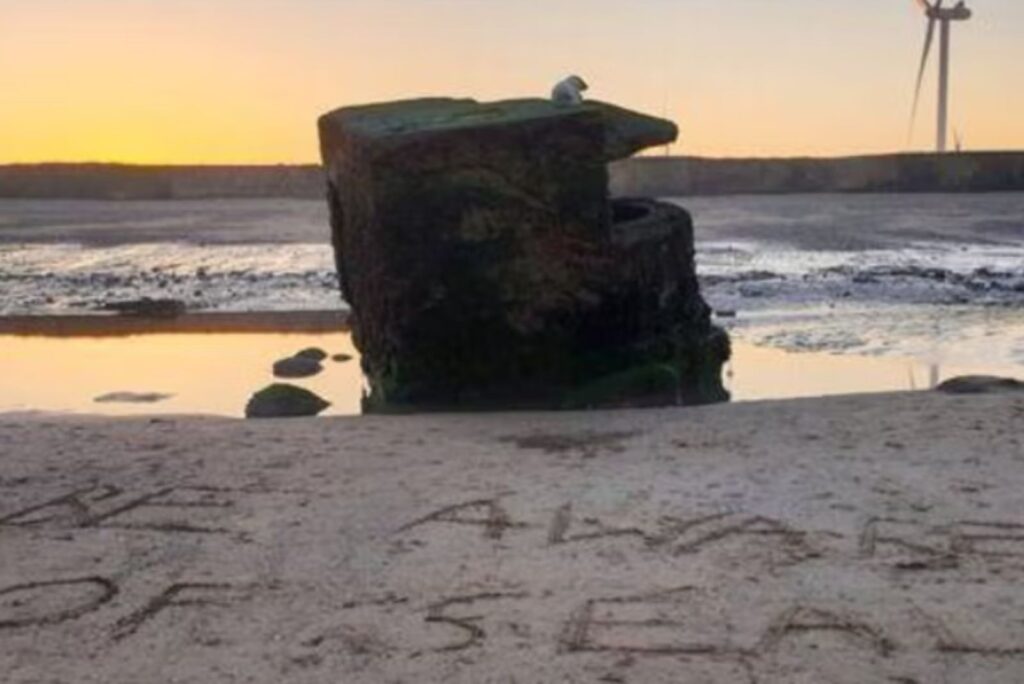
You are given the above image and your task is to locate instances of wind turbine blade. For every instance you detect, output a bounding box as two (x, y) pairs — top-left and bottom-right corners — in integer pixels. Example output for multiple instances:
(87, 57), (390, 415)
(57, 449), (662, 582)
(908, 17), (937, 141)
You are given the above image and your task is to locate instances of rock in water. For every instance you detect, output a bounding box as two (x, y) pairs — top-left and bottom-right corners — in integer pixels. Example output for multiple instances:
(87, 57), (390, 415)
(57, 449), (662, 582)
(295, 347), (328, 362)
(319, 97), (729, 412)
(272, 356), (323, 379)
(245, 384), (330, 419)
(936, 375), (1024, 394)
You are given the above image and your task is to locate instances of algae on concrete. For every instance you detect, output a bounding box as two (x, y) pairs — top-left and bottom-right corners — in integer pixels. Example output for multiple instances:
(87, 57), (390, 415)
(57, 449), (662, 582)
(320, 97), (728, 412)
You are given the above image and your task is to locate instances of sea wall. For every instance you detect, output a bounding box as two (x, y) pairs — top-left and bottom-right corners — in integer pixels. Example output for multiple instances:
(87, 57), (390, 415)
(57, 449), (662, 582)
(610, 152), (1024, 197)
(3, 152), (1024, 200)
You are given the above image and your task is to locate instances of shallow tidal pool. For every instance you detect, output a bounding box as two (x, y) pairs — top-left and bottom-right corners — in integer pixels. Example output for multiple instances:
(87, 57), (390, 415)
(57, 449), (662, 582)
(0, 331), (363, 417)
(0, 330), (1019, 418)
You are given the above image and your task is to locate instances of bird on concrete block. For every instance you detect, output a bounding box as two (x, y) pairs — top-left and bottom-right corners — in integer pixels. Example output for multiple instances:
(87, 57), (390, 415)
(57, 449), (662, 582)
(551, 75), (589, 105)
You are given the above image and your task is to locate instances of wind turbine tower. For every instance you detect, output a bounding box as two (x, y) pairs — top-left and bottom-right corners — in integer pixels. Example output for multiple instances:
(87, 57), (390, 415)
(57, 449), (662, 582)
(911, 0), (972, 153)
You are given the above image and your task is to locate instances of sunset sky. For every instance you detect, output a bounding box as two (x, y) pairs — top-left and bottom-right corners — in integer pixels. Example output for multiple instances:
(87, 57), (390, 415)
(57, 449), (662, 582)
(2, 0), (1022, 164)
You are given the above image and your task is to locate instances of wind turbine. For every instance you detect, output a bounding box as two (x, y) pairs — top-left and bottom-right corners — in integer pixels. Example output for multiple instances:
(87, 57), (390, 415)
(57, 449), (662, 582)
(910, 0), (972, 153)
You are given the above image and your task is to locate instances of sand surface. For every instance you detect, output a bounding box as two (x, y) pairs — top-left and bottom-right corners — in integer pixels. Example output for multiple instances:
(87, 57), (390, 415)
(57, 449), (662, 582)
(2, 392), (1024, 682)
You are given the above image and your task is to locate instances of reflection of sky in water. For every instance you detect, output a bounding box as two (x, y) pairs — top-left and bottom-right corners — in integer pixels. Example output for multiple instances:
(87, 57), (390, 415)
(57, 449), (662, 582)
(0, 332), (1018, 417)
(722, 304), (1024, 368)
(0, 332), (362, 418)
(724, 342), (1021, 402)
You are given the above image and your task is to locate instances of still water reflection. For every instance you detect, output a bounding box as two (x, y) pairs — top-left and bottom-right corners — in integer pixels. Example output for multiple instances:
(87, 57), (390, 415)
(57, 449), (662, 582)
(0, 332), (1018, 417)
(0, 332), (362, 417)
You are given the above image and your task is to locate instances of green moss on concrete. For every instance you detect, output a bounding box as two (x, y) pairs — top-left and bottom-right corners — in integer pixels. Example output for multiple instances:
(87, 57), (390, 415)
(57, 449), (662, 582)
(562, 363), (681, 410)
(320, 98), (677, 162)
(321, 96), (727, 414)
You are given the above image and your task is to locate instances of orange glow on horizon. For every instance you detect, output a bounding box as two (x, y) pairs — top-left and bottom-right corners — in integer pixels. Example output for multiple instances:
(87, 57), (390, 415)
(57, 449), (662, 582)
(2, 0), (1023, 164)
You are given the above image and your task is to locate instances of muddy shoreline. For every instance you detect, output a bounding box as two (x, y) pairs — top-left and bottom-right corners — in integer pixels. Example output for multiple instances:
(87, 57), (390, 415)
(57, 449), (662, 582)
(0, 310), (349, 337)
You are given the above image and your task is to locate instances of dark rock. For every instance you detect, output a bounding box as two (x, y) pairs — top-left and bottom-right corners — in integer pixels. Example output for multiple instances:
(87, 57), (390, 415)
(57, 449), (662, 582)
(245, 384), (330, 418)
(319, 97), (728, 412)
(100, 298), (186, 318)
(936, 375), (1024, 395)
(295, 347), (328, 362)
(973, 267), (1012, 279)
(737, 270), (782, 282)
(739, 284), (769, 298)
(273, 356), (323, 379)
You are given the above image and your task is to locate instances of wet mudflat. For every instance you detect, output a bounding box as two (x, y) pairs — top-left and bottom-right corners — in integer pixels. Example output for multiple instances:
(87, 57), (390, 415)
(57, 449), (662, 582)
(2, 193), (1021, 366)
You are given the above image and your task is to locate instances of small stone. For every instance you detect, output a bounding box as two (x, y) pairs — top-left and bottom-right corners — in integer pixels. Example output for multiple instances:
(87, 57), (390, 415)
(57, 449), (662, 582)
(295, 347), (328, 362)
(936, 376), (1024, 395)
(273, 356), (323, 379)
(245, 384), (330, 419)
(94, 392), (173, 404)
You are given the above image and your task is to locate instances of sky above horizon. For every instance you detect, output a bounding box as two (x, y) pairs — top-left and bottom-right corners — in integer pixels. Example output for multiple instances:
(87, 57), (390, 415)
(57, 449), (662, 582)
(1, 0), (1022, 164)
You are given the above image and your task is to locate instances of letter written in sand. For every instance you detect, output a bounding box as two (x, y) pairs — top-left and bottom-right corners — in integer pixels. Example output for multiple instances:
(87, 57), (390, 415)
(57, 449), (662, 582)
(0, 484), (236, 534)
(560, 586), (737, 655)
(0, 577), (118, 630)
(424, 591), (530, 652)
(671, 514), (818, 564)
(953, 520), (1024, 557)
(396, 498), (528, 541)
(111, 583), (252, 641)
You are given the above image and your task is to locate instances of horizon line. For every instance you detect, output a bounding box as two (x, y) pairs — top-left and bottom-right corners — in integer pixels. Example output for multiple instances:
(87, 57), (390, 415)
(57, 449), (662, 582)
(5, 149), (1024, 169)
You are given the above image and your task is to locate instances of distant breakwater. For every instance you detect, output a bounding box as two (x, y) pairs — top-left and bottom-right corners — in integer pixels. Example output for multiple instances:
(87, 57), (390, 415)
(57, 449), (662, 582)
(0, 163), (325, 200)
(611, 152), (1024, 196)
(2, 152), (1024, 200)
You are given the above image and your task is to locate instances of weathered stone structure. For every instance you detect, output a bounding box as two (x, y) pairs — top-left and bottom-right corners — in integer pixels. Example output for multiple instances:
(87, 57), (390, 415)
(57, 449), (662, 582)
(319, 98), (728, 412)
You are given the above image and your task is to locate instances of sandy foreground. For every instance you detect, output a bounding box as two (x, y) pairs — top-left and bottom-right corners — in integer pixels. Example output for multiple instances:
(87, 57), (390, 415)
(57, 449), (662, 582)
(1, 391), (1023, 683)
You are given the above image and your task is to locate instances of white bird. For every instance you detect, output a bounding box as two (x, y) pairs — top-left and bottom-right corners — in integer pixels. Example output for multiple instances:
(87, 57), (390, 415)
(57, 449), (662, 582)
(551, 75), (589, 105)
